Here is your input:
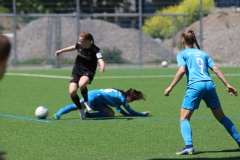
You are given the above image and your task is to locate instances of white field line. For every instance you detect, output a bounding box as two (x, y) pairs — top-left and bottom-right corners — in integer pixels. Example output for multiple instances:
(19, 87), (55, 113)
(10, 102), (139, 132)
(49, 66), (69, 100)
(5, 72), (240, 79)
(6, 73), (174, 79)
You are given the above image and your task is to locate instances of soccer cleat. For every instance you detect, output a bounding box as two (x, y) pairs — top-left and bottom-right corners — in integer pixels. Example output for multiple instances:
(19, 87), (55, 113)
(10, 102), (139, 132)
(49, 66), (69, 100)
(53, 114), (60, 120)
(84, 102), (92, 111)
(79, 108), (86, 120)
(85, 111), (91, 118)
(174, 147), (195, 155)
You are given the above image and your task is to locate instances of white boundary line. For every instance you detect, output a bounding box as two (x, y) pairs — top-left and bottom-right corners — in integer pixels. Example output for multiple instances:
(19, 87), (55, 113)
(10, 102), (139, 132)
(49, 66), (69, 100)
(6, 73), (175, 79)
(5, 72), (240, 79)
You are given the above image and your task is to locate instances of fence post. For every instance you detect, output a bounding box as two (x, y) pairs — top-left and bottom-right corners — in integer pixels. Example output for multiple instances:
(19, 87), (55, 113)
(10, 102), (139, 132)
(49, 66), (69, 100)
(76, 0), (80, 40)
(55, 15), (61, 68)
(12, 0), (17, 67)
(200, 0), (203, 49)
(138, 0), (142, 67)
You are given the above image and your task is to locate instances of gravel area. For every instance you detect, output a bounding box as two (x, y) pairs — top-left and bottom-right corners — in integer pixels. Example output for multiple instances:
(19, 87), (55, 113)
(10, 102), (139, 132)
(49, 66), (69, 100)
(3, 7), (240, 66)
(163, 8), (240, 66)
(9, 17), (171, 64)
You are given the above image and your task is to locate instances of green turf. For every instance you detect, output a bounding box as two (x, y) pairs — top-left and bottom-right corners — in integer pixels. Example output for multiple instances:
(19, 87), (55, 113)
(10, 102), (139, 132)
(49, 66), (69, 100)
(0, 67), (240, 160)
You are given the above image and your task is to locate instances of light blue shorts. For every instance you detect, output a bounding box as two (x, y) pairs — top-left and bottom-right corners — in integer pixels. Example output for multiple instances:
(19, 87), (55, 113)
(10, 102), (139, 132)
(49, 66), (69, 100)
(181, 81), (221, 110)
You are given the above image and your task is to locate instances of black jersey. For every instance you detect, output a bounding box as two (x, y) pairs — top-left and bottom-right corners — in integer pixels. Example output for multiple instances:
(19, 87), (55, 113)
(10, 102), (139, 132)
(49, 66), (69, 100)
(73, 42), (101, 74)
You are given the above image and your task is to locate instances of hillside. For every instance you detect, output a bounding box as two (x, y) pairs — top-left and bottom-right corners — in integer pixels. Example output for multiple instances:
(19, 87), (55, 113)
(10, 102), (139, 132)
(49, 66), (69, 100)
(2, 7), (240, 66)
(163, 8), (240, 66)
(6, 17), (170, 65)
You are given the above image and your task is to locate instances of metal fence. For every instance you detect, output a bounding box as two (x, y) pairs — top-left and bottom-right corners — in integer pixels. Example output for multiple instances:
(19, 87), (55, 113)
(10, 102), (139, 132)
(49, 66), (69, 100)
(0, 0), (187, 67)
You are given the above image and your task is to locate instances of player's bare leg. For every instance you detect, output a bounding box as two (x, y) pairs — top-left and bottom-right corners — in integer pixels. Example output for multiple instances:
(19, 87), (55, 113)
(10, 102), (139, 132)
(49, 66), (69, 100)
(79, 76), (92, 111)
(69, 83), (85, 119)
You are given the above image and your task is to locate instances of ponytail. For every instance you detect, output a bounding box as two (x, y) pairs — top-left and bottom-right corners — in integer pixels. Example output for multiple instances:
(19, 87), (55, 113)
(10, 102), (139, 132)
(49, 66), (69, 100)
(114, 88), (146, 101)
(188, 29), (200, 49)
(182, 29), (200, 49)
(80, 31), (94, 44)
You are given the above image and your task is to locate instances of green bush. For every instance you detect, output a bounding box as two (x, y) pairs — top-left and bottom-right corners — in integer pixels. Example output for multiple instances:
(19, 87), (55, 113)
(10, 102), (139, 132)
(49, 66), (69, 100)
(0, 6), (10, 13)
(142, 0), (215, 39)
(101, 47), (125, 63)
(16, 58), (45, 65)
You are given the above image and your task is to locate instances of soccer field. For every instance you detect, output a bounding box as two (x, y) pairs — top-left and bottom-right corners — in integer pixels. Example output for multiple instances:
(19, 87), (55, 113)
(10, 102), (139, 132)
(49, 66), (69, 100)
(0, 67), (240, 160)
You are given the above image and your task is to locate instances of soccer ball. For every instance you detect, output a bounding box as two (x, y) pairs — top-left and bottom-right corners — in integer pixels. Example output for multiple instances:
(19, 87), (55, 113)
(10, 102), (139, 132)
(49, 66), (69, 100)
(161, 61), (168, 67)
(35, 106), (48, 119)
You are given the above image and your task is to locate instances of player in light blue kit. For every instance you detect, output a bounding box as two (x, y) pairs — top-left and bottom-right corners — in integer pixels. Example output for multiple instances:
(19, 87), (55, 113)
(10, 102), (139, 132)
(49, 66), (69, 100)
(164, 29), (239, 155)
(53, 88), (150, 120)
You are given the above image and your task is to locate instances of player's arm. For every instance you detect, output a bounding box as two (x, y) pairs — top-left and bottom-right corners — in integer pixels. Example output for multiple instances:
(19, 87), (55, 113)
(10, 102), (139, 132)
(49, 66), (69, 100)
(122, 104), (150, 116)
(116, 107), (131, 116)
(97, 58), (105, 73)
(164, 66), (185, 96)
(55, 45), (76, 56)
(212, 66), (238, 96)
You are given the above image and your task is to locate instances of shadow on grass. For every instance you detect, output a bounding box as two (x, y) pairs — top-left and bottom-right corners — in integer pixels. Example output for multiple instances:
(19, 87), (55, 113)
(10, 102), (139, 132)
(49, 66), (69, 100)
(61, 116), (135, 121)
(194, 149), (240, 154)
(149, 149), (240, 160)
(86, 115), (153, 121)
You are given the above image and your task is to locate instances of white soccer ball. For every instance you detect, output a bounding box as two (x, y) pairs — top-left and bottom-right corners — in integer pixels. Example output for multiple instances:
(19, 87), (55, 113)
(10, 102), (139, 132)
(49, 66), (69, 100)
(161, 61), (168, 67)
(35, 106), (48, 119)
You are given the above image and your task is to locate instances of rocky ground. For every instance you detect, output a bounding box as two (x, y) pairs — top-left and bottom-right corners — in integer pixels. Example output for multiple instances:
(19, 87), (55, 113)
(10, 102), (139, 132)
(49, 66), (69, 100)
(163, 7), (240, 66)
(4, 17), (170, 65)
(1, 7), (240, 66)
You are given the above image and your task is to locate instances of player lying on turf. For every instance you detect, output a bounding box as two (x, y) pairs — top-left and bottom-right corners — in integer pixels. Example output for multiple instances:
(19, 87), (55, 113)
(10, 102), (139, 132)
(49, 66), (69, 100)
(53, 88), (150, 120)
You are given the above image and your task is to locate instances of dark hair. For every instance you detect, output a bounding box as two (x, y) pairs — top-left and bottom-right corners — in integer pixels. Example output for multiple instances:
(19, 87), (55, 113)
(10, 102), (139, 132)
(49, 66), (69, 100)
(80, 32), (95, 44)
(0, 35), (11, 61)
(114, 88), (146, 101)
(182, 29), (200, 49)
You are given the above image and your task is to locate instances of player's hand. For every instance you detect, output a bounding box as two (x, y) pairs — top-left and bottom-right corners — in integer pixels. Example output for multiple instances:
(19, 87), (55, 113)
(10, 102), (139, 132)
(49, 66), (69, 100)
(98, 66), (104, 73)
(55, 50), (62, 57)
(144, 111), (150, 115)
(164, 86), (172, 96)
(226, 84), (238, 96)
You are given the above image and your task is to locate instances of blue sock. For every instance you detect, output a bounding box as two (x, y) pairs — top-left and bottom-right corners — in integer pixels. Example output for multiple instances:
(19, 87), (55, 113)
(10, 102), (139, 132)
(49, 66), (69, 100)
(88, 111), (109, 117)
(219, 116), (240, 143)
(56, 104), (77, 116)
(180, 119), (193, 146)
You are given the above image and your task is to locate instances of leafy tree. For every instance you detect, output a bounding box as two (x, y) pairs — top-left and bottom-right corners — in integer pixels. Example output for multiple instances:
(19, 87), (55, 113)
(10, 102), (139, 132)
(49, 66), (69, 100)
(0, 0), (128, 14)
(142, 0), (215, 39)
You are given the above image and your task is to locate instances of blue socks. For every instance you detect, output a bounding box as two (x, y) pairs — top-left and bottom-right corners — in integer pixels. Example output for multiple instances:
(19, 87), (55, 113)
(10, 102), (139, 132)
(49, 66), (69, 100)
(88, 112), (109, 117)
(219, 116), (240, 143)
(180, 119), (193, 146)
(56, 104), (77, 116)
(56, 104), (110, 118)
(180, 116), (240, 148)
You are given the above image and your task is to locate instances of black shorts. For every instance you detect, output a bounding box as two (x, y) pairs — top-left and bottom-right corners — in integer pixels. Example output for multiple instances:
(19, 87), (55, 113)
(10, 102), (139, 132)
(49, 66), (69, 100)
(70, 71), (95, 84)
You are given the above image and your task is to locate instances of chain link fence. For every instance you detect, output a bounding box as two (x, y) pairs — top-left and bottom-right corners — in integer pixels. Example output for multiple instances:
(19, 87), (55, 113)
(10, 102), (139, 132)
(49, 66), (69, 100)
(0, 0), (187, 68)
(1, 0), (240, 67)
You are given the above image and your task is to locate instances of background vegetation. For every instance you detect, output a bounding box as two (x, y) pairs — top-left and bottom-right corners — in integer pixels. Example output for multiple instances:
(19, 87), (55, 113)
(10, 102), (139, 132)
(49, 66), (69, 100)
(142, 0), (215, 39)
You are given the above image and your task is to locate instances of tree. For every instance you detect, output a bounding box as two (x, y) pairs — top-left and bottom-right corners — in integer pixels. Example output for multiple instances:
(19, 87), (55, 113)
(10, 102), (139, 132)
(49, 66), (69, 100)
(142, 0), (215, 39)
(0, 0), (128, 14)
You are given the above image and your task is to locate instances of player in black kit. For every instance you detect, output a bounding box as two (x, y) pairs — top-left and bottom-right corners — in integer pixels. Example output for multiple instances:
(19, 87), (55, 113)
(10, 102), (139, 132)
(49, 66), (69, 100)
(55, 32), (105, 119)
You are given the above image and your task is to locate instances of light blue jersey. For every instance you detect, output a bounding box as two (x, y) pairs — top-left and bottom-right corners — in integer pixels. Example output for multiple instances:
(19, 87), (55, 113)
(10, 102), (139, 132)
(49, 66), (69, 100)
(82, 89), (146, 116)
(177, 48), (216, 86)
(88, 89), (126, 108)
(177, 48), (221, 110)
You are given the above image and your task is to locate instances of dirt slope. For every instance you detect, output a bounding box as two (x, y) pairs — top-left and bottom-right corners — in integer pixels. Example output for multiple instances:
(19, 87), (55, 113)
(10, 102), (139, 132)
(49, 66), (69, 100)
(163, 8), (240, 66)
